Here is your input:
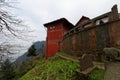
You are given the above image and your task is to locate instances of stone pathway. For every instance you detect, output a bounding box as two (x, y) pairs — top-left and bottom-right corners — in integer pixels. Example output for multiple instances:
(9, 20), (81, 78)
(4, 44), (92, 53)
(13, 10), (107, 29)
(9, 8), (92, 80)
(104, 62), (120, 80)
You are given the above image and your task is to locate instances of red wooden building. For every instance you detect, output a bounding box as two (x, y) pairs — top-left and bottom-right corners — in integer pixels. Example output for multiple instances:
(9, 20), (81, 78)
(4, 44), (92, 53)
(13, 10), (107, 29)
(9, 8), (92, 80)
(75, 16), (90, 27)
(44, 18), (74, 58)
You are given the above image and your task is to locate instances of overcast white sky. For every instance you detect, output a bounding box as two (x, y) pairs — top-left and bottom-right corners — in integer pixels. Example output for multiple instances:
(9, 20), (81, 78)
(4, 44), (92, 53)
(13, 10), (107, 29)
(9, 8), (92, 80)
(1, 0), (120, 59)
(12, 0), (120, 42)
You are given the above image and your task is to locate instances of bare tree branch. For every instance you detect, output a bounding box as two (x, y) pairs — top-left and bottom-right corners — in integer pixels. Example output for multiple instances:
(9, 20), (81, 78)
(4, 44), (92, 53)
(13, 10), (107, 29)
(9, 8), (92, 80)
(0, 0), (24, 36)
(0, 0), (27, 56)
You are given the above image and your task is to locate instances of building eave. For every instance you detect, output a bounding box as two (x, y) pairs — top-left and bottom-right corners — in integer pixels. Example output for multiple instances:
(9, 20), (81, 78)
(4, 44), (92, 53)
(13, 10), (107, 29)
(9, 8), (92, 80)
(44, 18), (74, 28)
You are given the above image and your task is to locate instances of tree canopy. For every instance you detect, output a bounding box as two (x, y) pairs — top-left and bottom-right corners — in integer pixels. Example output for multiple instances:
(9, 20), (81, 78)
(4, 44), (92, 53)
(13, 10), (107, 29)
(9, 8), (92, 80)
(27, 44), (36, 57)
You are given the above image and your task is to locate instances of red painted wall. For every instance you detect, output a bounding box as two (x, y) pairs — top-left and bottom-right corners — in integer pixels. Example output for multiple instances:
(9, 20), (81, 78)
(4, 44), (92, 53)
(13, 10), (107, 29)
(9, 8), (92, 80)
(47, 23), (63, 40)
(46, 41), (59, 58)
(63, 26), (70, 35)
(46, 23), (64, 58)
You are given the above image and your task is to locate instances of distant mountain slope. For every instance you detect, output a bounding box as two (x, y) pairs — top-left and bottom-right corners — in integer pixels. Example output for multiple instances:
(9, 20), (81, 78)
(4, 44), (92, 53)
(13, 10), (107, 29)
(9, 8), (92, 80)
(34, 41), (46, 54)
(15, 41), (45, 65)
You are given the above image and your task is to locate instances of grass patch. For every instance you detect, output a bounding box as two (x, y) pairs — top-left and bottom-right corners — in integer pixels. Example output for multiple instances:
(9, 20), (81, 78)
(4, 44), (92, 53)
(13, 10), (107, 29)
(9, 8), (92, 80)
(88, 68), (105, 80)
(19, 56), (79, 80)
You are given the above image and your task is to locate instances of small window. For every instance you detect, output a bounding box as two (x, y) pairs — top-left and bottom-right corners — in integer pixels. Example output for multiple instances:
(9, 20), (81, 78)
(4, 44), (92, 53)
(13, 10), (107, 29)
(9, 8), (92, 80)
(99, 20), (104, 24)
(53, 26), (55, 29)
(50, 26), (55, 30)
(50, 27), (52, 29)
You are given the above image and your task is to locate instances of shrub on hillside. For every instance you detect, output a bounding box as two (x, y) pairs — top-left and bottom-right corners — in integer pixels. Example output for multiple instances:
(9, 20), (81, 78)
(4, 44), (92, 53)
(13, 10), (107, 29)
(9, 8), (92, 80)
(14, 54), (44, 79)
(0, 59), (15, 80)
(27, 44), (36, 57)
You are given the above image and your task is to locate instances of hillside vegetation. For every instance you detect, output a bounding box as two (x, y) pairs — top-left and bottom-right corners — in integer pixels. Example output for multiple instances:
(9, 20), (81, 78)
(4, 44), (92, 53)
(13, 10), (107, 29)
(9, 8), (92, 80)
(19, 52), (105, 80)
(19, 56), (79, 80)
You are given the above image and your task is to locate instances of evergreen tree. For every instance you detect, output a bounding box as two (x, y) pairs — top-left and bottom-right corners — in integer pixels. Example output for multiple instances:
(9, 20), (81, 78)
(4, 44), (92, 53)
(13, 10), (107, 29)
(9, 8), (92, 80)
(27, 44), (36, 57)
